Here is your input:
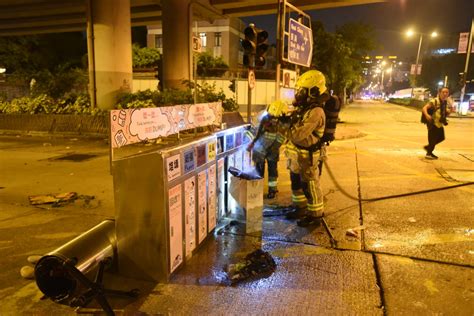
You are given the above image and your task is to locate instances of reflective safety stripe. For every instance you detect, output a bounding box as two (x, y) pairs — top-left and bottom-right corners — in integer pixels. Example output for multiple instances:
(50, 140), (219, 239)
(307, 180), (323, 211)
(244, 130), (255, 140)
(263, 133), (277, 141)
(276, 133), (286, 143)
(307, 202), (324, 211)
(292, 193), (306, 203)
(268, 180), (278, 187)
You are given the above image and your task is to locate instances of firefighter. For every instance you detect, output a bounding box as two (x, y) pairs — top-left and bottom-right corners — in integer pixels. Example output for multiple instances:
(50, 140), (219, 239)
(247, 100), (289, 199)
(284, 70), (329, 227)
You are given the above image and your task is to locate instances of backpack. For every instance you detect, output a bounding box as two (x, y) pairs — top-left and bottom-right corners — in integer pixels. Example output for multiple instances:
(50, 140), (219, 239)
(321, 95), (341, 143)
(420, 98), (436, 124)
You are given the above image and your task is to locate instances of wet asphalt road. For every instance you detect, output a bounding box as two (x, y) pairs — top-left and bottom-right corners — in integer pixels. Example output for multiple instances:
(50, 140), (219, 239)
(0, 100), (473, 315)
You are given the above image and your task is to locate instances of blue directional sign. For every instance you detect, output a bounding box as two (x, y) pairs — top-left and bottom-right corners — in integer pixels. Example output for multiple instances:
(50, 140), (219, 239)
(288, 19), (313, 67)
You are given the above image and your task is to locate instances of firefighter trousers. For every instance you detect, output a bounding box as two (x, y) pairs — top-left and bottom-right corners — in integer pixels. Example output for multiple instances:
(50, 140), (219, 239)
(254, 158), (278, 191)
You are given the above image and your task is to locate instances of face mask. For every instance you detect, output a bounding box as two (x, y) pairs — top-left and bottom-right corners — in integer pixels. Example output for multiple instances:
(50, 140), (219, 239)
(294, 87), (308, 105)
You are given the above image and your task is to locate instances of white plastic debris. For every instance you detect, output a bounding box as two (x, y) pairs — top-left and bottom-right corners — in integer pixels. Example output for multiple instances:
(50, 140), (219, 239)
(27, 255), (42, 264)
(346, 229), (359, 238)
(20, 266), (35, 280)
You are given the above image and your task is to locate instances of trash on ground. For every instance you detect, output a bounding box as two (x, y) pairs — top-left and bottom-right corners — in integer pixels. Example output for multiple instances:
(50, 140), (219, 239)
(226, 249), (276, 284)
(20, 266), (35, 279)
(408, 217), (417, 223)
(29, 192), (78, 206)
(228, 166), (262, 180)
(27, 255), (42, 264)
(346, 229), (359, 238)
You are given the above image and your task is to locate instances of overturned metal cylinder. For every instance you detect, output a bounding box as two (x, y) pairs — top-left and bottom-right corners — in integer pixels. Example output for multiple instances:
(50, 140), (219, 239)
(34, 219), (116, 303)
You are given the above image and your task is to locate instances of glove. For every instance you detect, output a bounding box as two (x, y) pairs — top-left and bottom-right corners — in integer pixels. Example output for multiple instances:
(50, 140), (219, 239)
(246, 141), (254, 152)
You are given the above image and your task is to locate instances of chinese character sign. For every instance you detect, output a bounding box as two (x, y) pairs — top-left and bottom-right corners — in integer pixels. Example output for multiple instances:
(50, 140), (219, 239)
(110, 102), (223, 149)
(168, 184), (183, 272)
(288, 19), (313, 67)
(166, 154), (181, 182)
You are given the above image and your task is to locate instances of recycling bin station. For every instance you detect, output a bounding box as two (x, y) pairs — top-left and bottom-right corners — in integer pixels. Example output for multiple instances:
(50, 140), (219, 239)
(110, 104), (251, 282)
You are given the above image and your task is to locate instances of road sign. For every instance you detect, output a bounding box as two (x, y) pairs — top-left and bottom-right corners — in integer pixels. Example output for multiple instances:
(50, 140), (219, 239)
(288, 19), (313, 67)
(457, 32), (474, 54)
(248, 69), (256, 90)
(282, 69), (296, 88)
(192, 36), (202, 53)
(410, 64), (422, 75)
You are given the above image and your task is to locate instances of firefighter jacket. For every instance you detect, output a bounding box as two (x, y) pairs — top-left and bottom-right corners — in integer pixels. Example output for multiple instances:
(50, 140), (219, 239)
(285, 105), (326, 181)
(252, 114), (286, 162)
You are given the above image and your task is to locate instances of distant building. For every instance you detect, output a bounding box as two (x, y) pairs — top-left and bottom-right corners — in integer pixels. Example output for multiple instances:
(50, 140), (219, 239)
(147, 18), (276, 73)
(361, 55), (413, 97)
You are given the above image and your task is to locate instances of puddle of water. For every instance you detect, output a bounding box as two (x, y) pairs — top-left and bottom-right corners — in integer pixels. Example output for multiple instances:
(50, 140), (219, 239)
(48, 153), (98, 162)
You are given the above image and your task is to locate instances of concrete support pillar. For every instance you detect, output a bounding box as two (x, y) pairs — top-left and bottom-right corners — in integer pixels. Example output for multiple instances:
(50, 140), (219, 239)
(86, 0), (132, 110)
(162, 0), (191, 89)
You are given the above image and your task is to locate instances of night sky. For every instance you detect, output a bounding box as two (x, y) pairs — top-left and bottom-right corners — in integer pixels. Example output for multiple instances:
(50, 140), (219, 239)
(242, 0), (473, 61)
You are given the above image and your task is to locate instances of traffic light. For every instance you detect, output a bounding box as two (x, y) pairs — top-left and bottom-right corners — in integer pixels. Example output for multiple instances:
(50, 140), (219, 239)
(255, 30), (269, 68)
(241, 24), (269, 68)
(242, 24), (257, 67)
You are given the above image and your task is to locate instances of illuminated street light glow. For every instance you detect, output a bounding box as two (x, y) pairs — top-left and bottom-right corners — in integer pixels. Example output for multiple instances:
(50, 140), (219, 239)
(405, 28), (438, 98)
(0, 68), (6, 74)
(438, 81), (444, 86)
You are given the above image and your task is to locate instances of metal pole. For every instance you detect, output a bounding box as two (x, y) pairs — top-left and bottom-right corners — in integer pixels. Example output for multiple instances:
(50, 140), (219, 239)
(444, 75), (448, 87)
(411, 34), (423, 99)
(460, 18), (474, 105)
(247, 72), (252, 123)
(193, 20), (198, 105)
(86, 0), (97, 109)
(275, 0), (283, 101)
(381, 69), (385, 97)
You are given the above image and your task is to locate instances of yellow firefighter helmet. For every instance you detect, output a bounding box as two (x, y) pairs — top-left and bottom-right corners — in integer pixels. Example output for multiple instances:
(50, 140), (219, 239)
(295, 70), (327, 99)
(266, 100), (289, 117)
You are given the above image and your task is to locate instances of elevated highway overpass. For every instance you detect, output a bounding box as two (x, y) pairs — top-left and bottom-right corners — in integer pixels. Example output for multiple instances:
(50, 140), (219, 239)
(0, 0), (384, 109)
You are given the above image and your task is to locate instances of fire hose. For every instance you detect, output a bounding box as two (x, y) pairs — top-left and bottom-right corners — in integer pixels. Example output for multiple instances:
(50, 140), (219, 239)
(322, 160), (474, 202)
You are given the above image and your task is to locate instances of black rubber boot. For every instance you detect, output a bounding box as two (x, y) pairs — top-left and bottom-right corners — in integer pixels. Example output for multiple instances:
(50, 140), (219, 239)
(285, 207), (306, 220)
(266, 188), (278, 199)
(297, 214), (322, 227)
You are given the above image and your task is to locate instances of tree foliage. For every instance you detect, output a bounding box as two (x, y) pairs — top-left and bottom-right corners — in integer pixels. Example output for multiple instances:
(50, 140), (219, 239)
(196, 51), (229, 77)
(418, 53), (470, 95)
(116, 81), (238, 111)
(311, 21), (378, 97)
(0, 33), (87, 98)
(132, 43), (161, 68)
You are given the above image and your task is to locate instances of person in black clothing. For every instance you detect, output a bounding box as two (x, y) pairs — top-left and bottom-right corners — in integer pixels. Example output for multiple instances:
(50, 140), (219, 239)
(421, 87), (452, 159)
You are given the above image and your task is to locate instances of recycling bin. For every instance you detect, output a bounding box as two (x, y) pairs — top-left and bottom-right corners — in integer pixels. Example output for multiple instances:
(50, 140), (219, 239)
(110, 105), (250, 282)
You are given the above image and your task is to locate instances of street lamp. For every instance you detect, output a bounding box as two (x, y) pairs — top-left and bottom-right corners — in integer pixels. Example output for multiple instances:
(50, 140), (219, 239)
(380, 66), (393, 97)
(406, 29), (438, 99)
